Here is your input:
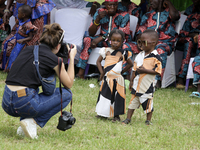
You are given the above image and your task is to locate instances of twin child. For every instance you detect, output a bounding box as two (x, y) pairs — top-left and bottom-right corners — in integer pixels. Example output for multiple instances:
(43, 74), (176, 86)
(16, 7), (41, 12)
(95, 29), (162, 125)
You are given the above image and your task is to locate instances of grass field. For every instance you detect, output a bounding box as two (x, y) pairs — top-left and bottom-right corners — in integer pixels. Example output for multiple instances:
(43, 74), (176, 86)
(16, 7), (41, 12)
(0, 71), (199, 150)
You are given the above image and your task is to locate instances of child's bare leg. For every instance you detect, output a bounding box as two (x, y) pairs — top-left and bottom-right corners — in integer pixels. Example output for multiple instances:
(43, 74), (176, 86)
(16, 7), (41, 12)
(112, 115), (120, 122)
(127, 109), (135, 120)
(145, 112), (153, 125)
(122, 109), (135, 124)
(147, 111), (152, 121)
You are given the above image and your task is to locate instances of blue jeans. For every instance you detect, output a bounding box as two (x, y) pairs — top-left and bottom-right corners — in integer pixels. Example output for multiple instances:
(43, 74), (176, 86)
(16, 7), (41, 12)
(2, 85), (72, 128)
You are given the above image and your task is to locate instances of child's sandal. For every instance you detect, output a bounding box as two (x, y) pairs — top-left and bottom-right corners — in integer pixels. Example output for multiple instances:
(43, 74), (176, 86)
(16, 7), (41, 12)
(145, 120), (153, 125)
(122, 118), (131, 124)
(112, 116), (120, 122)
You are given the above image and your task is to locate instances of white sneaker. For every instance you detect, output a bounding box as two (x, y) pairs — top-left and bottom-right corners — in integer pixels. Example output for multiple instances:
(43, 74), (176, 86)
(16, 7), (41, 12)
(20, 118), (38, 139)
(17, 126), (25, 137)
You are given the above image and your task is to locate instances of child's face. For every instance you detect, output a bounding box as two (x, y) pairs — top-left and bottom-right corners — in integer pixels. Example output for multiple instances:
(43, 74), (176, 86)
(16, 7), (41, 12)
(110, 33), (123, 50)
(137, 33), (156, 52)
(18, 8), (25, 20)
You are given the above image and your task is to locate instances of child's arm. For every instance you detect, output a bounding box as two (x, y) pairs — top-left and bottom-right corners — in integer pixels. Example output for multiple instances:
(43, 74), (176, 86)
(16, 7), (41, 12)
(129, 71), (135, 91)
(136, 65), (159, 75)
(96, 55), (105, 81)
(121, 58), (133, 74)
(17, 31), (33, 44)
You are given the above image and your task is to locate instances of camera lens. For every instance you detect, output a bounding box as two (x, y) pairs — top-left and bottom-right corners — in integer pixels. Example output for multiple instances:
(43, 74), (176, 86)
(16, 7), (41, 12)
(69, 117), (76, 125)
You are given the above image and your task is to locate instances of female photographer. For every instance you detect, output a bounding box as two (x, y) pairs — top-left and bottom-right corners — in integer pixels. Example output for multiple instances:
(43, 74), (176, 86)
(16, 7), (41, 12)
(1, 23), (77, 139)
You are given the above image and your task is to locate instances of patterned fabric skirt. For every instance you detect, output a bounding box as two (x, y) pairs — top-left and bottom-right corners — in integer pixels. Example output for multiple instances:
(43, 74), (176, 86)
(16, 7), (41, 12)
(96, 56), (126, 117)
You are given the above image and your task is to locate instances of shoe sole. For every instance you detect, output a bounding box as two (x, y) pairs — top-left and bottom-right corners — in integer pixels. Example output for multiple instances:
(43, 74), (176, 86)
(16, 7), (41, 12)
(20, 121), (34, 139)
(176, 84), (185, 89)
(17, 127), (25, 137)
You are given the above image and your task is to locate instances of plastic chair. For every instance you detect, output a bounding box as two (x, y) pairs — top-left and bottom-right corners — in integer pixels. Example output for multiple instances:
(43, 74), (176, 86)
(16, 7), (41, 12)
(174, 14), (187, 75)
(84, 15), (138, 76)
(55, 8), (89, 63)
(161, 51), (176, 88)
(161, 14), (187, 88)
(50, 8), (57, 24)
(82, 7), (101, 36)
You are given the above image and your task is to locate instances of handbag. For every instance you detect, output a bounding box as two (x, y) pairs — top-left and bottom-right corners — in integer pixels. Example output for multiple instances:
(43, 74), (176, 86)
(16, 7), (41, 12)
(33, 45), (56, 95)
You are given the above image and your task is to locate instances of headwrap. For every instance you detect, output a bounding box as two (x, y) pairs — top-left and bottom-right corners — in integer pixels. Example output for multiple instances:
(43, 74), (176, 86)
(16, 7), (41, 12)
(105, 0), (118, 2)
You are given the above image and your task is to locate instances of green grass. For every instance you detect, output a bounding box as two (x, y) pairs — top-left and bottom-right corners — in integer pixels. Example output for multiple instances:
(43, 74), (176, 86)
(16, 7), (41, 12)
(0, 71), (199, 150)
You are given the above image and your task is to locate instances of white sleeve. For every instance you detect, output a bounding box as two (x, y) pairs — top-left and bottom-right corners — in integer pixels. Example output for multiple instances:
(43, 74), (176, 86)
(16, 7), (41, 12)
(99, 47), (106, 59)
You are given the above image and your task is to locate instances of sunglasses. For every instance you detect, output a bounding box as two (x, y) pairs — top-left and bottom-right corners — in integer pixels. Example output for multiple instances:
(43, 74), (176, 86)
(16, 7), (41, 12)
(137, 39), (155, 47)
(59, 29), (65, 43)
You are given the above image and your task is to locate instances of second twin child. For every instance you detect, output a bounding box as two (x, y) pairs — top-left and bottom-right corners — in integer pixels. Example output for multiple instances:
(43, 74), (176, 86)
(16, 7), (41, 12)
(122, 29), (162, 125)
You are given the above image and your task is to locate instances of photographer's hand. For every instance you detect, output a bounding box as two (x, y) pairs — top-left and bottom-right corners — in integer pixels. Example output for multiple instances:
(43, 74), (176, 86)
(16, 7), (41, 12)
(67, 44), (77, 59)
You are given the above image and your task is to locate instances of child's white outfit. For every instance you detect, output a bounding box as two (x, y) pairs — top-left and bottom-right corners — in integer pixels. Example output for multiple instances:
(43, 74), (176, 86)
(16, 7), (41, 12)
(129, 50), (162, 113)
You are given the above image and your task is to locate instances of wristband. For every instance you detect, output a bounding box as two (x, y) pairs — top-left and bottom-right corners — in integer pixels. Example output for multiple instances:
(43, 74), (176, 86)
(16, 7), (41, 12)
(102, 35), (106, 40)
(4, 9), (10, 13)
(94, 20), (100, 26)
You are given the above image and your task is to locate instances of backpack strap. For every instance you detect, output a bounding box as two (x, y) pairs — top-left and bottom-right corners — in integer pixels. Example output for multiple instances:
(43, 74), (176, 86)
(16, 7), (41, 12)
(33, 45), (42, 80)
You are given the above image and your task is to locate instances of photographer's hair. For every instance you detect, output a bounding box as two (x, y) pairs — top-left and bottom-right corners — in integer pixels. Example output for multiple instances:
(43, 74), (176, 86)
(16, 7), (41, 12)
(143, 29), (159, 43)
(18, 4), (32, 19)
(109, 29), (125, 43)
(40, 23), (64, 49)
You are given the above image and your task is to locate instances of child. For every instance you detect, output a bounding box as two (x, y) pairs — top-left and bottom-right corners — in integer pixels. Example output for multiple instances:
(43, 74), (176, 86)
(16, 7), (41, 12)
(95, 29), (133, 122)
(122, 29), (162, 125)
(1, 4), (37, 72)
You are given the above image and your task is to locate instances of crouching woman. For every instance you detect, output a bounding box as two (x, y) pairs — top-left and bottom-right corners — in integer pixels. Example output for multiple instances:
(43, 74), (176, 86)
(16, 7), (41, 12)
(1, 23), (77, 139)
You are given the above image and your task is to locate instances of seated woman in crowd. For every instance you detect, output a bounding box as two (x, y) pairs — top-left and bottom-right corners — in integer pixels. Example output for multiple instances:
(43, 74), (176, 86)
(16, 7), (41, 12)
(134, 0), (180, 88)
(76, 0), (140, 79)
(176, 0), (200, 89)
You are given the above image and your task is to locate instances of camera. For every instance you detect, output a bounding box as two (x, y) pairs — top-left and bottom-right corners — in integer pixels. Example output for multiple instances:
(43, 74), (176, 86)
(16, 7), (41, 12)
(57, 111), (76, 131)
(56, 41), (73, 58)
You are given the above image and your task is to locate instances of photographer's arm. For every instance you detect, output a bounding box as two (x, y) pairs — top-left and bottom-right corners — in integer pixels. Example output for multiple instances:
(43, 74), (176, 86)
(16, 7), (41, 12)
(54, 45), (77, 89)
